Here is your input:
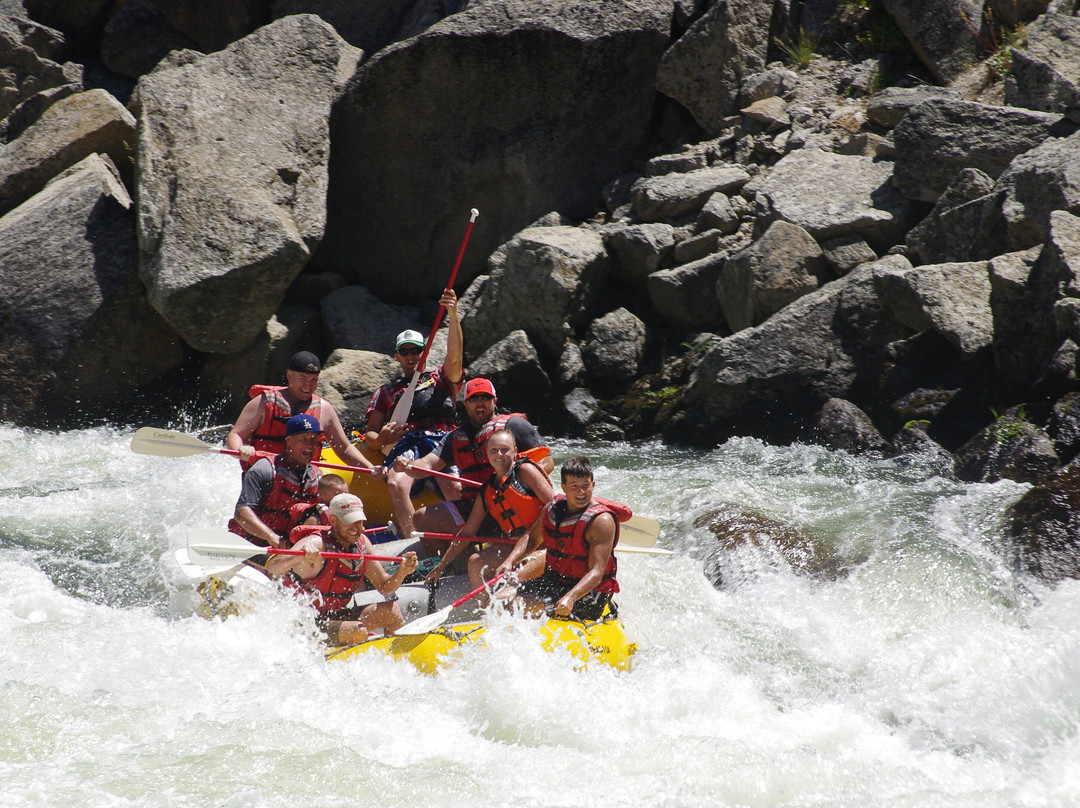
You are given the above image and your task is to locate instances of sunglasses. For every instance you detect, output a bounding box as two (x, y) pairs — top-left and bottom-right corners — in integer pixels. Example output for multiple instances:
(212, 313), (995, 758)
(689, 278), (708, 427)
(396, 346), (422, 356)
(466, 394), (494, 402)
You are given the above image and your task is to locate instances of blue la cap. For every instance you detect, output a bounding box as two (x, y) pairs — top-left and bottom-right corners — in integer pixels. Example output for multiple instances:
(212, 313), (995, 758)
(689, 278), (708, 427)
(285, 413), (322, 437)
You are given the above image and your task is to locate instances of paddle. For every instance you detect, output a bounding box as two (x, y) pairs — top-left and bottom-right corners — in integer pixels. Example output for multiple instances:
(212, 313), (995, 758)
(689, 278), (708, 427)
(395, 571), (506, 636)
(130, 427), (480, 486)
(415, 514), (662, 549)
(413, 532), (674, 556)
(388, 207), (478, 427)
(186, 528), (405, 567)
(174, 547), (241, 580)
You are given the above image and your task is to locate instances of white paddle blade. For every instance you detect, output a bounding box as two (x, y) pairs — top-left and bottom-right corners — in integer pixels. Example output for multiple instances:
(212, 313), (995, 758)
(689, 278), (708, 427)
(187, 527), (266, 565)
(174, 547), (241, 580)
(620, 515), (661, 548)
(130, 427), (214, 458)
(395, 605), (453, 636)
(388, 371), (420, 428)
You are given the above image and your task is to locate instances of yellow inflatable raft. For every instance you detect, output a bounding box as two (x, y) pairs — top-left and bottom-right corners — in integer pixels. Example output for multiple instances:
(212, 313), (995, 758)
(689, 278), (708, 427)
(319, 444), (441, 525)
(324, 610), (636, 674)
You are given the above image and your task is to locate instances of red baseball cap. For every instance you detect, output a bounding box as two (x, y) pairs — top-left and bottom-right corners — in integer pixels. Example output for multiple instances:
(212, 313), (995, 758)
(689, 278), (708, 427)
(464, 378), (496, 400)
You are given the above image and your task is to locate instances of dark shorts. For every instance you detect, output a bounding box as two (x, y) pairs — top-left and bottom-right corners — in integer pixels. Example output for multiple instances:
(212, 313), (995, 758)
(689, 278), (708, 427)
(516, 570), (614, 621)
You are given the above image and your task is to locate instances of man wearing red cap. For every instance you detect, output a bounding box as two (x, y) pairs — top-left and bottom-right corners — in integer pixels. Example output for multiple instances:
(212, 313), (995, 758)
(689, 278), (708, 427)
(230, 413), (324, 556)
(394, 377), (552, 543)
(225, 350), (375, 473)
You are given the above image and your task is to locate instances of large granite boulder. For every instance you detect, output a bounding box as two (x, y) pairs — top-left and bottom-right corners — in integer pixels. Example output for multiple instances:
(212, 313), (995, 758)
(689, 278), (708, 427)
(0, 12), (80, 123)
(604, 222), (676, 290)
(319, 285), (427, 356)
(995, 128), (1080, 251)
(717, 219), (824, 333)
(749, 149), (913, 252)
(630, 165), (750, 222)
(905, 167), (996, 264)
(865, 86), (959, 129)
(580, 307), (647, 382)
(460, 225), (608, 359)
(989, 245), (1056, 396)
(134, 15), (360, 354)
(878, 0), (981, 84)
(1006, 464), (1080, 582)
(655, 0), (773, 135)
(678, 255), (911, 444)
(814, 397), (887, 453)
(270, 0), (420, 53)
(873, 259), (993, 355)
(0, 89), (135, 217)
(316, 348), (400, 428)
(0, 154), (182, 423)
(648, 253), (728, 332)
(892, 98), (1073, 202)
(953, 410), (1060, 484)
(466, 329), (553, 414)
(1005, 13), (1080, 121)
(320, 0), (672, 301)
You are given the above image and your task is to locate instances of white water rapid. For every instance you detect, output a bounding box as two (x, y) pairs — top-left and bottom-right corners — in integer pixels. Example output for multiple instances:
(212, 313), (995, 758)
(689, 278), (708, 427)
(1, 422), (1078, 807)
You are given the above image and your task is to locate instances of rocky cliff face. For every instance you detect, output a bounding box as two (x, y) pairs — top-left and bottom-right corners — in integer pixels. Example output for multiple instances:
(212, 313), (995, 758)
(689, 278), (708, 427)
(6, 0), (1080, 573)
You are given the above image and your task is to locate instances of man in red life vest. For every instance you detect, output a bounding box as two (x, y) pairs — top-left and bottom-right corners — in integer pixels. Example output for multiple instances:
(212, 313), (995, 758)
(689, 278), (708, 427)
(225, 350), (375, 472)
(393, 377), (553, 548)
(363, 288), (464, 536)
(231, 413), (324, 554)
(266, 493), (419, 645)
(499, 455), (619, 621)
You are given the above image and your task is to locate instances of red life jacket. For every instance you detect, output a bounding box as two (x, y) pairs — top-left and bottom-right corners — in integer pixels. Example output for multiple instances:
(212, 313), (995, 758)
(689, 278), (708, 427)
(286, 502), (331, 546)
(283, 526), (366, 612)
(541, 495), (629, 594)
(242, 385), (326, 470)
(229, 454), (321, 544)
(449, 414), (549, 501)
(482, 457), (549, 536)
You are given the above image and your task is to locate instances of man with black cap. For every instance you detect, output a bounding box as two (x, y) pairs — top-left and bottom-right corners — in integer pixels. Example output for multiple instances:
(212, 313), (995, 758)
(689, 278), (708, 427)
(230, 413), (325, 555)
(363, 287), (463, 535)
(226, 350), (375, 473)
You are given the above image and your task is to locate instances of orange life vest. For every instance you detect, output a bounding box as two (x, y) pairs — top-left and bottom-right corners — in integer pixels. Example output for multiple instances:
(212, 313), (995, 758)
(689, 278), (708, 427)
(481, 457), (549, 536)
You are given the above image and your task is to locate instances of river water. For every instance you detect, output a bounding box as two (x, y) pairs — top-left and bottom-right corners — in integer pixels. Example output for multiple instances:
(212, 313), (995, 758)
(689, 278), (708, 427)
(1, 420), (1077, 807)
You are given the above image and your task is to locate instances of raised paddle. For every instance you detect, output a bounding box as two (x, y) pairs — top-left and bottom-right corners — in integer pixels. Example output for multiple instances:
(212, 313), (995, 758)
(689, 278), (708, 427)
(186, 528), (405, 567)
(130, 427), (481, 486)
(395, 571), (507, 636)
(412, 532), (675, 556)
(388, 207), (478, 427)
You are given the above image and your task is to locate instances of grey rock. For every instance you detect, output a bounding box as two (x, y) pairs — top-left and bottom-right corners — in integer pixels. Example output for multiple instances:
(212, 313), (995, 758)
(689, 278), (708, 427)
(656, 0), (772, 135)
(561, 387), (601, 432)
(741, 96), (789, 131)
(580, 307), (647, 382)
(873, 259), (993, 354)
(905, 167), (996, 264)
(892, 98), (1073, 202)
(558, 340), (585, 387)
(0, 89), (135, 217)
(134, 15), (360, 354)
(0, 13), (79, 122)
(865, 86), (959, 129)
(739, 64), (798, 105)
(316, 348), (400, 429)
(648, 253), (728, 332)
(890, 387), (960, 421)
(0, 153), (182, 423)
(673, 228), (722, 263)
(1048, 391), (1080, 460)
(604, 222), (676, 289)
(631, 165), (751, 222)
(697, 191), (740, 234)
(996, 129), (1080, 251)
(822, 234), (876, 276)
(814, 397), (887, 453)
(100, 0), (201, 78)
(320, 286), (424, 356)
(0, 82), (79, 143)
(879, 0), (982, 83)
(885, 421), (955, 474)
(681, 256), (912, 444)
(461, 225), (607, 359)
(718, 220), (824, 333)
(645, 149), (709, 176)
(1004, 13), (1080, 118)
(750, 148), (914, 252)
(954, 411), (1060, 484)
(989, 245), (1054, 395)
(321, 0), (671, 300)
(22, 0), (111, 39)
(271, 0), (416, 53)
(1005, 464), (1080, 582)
(987, 0), (1050, 25)
(466, 329), (552, 413)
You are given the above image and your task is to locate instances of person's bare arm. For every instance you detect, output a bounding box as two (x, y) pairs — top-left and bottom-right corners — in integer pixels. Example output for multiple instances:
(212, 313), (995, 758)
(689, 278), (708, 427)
(366, 549), (420, 595)
(265, 535), (323, 577)
(441, 288), (463, 388)
(225, 396), (265, 464)
(426, 496), (485, 583)
(499, 511), (546, 576)
(233, 504), (284, 549)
